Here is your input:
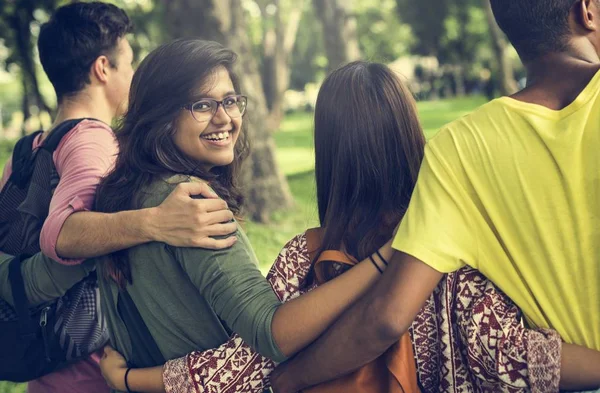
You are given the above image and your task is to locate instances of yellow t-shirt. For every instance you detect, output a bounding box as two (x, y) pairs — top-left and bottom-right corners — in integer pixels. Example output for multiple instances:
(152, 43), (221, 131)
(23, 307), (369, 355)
(394, 70), (600, 350)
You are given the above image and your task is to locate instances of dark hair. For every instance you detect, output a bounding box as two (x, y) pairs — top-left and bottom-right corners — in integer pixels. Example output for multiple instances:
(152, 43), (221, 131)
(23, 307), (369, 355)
(96, 39), (249, 287)
(490, 0), (578, 61)
(38, 1), (132, 101)
(313, 61), (425, 280)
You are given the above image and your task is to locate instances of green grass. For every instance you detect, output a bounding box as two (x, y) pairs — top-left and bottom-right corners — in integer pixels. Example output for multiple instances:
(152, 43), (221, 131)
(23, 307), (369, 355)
(0, 95), (483, 393)
(0, 383), (25, 393)
(418, 95), (487, 137)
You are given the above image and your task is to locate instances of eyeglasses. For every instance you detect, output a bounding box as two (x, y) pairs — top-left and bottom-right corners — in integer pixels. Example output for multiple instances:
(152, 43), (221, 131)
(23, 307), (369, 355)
(184, 95), (248, 123)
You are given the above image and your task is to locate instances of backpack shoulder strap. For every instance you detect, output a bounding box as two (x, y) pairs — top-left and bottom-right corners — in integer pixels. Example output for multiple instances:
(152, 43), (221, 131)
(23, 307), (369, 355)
(305, 227), (358, 284)
(42, 118), (97, 153)
(8, 254), (37, 341)
(9, 131), (44, 187)
(304, 228), (323, 262)
(117, 289), (165, 368)
(11, 131), (43, 173)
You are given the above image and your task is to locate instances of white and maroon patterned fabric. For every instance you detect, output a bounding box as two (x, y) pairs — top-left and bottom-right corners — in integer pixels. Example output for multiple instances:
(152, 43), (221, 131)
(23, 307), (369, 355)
(163, 233), (561, 393)
(410, 266), (561, 393)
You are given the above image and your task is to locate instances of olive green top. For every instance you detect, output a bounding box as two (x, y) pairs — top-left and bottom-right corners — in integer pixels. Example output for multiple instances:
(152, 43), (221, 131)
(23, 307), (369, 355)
(96, 175), (286, 371)
(0, 252), (95, 308)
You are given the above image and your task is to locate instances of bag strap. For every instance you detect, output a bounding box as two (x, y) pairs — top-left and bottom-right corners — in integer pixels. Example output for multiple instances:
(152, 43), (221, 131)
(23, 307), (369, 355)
(7, 118), (96, 188)
(305, 227), (358, 284)
(117, 289), (166, 368)
(8, 254), (37, 341)
(42, 118), (95, 153)
(304, 228), (323, 262)
(9, 131), (43, 188)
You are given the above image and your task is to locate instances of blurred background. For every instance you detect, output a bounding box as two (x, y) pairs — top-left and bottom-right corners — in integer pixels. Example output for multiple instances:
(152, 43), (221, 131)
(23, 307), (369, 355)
(0, 1), (521, 388)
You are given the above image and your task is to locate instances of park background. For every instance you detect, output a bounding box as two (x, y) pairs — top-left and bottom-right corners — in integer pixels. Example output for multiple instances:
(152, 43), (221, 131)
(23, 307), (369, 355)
(0, 1), (521, 391)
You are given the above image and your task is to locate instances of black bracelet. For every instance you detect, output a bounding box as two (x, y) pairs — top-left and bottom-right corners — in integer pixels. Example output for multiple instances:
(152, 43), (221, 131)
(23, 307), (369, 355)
(124, 367), (133, 393)
(376, 250), (389, 266)
(369, 255), (383, 274)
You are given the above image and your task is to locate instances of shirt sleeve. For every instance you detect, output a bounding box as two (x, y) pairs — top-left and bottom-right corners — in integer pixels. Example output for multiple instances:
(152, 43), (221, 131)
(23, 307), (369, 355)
(39, 121), (118, 265)
(452, 269), (561, 392)
(393, 135), (479, 273)
(173, 230), (286, 363)
(164, 234), (314, 393)
(0, 252), (96, 307)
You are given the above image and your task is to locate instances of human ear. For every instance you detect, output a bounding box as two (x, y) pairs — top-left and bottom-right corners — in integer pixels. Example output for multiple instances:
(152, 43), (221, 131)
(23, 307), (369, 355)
(90, 55), (112, 84)
(577, 0), (598, 32)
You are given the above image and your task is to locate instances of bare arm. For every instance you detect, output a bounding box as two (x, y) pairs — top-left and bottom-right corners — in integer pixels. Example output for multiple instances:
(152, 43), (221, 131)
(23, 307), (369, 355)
(272, 239), (394, 356)
(560, 344), (600, 390)
(100, 235), (394, 393)
(41, 124), (236, 264)
(56, 182), (237, 260)
(270, 252), (443, 393)
(100, 233), (310, 393)
(100, 347), (165, 393)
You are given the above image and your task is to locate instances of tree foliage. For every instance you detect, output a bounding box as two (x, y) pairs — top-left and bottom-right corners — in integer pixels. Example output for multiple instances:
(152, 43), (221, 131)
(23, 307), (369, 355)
(394, 0), (521, 98)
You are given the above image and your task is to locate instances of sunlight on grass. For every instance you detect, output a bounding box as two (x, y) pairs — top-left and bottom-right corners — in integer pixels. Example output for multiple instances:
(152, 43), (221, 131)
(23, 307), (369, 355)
(275, 147), (314, 176)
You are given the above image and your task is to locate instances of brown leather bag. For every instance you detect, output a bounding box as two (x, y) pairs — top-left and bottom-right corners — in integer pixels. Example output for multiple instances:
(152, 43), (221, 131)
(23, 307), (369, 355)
(303, 228), (420, 393)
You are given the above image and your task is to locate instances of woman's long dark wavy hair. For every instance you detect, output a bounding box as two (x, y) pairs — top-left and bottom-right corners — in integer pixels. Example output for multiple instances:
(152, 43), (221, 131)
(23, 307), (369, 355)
(313, 61), (426, 280)
(96, 39), (249, 288)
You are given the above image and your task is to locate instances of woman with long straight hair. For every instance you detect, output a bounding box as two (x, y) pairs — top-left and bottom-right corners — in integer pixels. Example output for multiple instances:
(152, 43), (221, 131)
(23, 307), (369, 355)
(100, 61), (600, 393)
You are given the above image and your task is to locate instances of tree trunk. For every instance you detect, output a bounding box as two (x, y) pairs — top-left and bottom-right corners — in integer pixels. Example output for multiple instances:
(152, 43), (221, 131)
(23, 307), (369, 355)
(312, 0), (361, 72)
(483, 0), (518, 96)
(261, 0), (304, 130)
(162, 0), (294, 222)
(11, 3), (52, 127)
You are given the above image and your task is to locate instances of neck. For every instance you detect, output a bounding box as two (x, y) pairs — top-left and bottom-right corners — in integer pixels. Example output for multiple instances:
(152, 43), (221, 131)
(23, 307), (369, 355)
(524, 48), (600, 85)
(513, 48), (600, 109)
(53, 90), (115, 128)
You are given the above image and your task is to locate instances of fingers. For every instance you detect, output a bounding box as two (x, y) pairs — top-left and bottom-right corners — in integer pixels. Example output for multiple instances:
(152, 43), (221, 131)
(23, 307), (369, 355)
(198, 236), (238, 250)
(103, 345), (115, 356)
(203, 210), (235, 226)
(205, 222), (238, 237)
(176, 181), (218, 199)
(194, 198), (230, 214)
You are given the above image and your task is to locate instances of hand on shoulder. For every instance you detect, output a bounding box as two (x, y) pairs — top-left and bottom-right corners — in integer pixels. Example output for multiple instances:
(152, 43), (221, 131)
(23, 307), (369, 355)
(148, 179), (238, 250)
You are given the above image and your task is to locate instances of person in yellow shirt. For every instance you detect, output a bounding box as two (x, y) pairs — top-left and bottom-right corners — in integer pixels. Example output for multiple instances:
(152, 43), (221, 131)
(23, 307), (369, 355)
(270, 0), (600, 392)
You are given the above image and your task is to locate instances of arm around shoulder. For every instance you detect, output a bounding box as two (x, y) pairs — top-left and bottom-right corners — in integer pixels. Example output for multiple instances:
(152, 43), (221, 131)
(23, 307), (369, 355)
(53, 179), (237, 261)
(270, 252), (443, 393)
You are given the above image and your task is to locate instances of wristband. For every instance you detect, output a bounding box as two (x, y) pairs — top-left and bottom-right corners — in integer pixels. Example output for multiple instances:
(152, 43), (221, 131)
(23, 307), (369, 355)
(376, 250), (389, 266)
(369, 255), (383, 274)
(124, 367), (133, 393)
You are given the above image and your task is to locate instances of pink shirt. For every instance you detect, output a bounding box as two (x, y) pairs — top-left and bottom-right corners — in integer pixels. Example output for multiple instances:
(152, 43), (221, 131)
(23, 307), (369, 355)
(1, 119), (118, 264)
(1, 119), (118, 393)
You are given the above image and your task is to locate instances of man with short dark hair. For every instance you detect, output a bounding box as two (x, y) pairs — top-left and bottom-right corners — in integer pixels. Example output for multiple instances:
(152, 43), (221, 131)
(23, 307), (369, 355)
(270, 0), (600, 391)
(0, 3), (235, 392)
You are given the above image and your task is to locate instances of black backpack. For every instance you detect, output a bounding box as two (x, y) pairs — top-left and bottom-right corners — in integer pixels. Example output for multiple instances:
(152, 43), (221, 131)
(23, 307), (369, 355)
(0, 119), (108, 382)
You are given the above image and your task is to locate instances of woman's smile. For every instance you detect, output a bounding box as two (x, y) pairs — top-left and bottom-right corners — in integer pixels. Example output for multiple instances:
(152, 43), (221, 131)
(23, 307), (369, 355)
(200, 129), (235, 147)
